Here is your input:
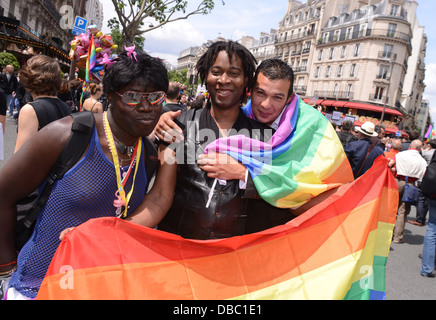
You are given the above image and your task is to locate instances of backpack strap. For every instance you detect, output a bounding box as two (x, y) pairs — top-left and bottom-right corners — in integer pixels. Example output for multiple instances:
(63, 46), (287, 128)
(143, 137), (159, 191)
(22, 112), (95, 228)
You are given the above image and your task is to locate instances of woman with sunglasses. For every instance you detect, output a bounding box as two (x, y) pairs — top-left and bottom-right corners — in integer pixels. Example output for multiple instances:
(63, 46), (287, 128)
(0, 49), (176, 300)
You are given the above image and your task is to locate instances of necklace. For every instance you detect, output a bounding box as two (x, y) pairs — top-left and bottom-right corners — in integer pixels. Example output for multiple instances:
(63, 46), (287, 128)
(103, 111), (142, 218)
(112, 135), (137, 157)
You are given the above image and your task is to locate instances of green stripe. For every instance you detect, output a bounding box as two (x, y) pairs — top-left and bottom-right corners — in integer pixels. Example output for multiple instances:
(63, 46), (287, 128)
(344, 256), (388, 300)
(254, 101), (330, 205)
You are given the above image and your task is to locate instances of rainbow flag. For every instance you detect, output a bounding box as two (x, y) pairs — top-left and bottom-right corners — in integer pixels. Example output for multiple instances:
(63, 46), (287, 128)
(205, 95), (354, 208)
(85, 35), (96, 84)
(425, 125), (435, 141)
(37, 157), (398, 300)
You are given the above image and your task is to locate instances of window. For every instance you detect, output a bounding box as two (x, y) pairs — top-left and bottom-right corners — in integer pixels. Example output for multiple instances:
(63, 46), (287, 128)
(333, 30), (340, 41)
(341, 45), (348, 58)
(375, 87), (384, 100)
(387, 23), (397, 37)
(346, 84), (354, 98)
(329, 47), (336, 60)
(325, 66), (332, 78)
(322, 33), (329, 43)
(382, 44), (394, 59)
(318, 49), (324, 61)
(346, 27), (353, 39)
(350, 64), (358, 77)
(315, 66), (321, 78)
(359, 23), (368, 37)
(353, 44), (361, 57)
(378, 65), (389, 79)
(337, 65), (344, 77)
(391, 5), (399, 16)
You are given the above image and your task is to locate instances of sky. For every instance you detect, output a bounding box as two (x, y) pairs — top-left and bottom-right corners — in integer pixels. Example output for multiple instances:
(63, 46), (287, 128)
(100, 0), (436, 124)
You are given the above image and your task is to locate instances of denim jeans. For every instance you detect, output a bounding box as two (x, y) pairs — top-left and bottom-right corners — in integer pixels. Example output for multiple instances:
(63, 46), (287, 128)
(420, 198), (436, 275)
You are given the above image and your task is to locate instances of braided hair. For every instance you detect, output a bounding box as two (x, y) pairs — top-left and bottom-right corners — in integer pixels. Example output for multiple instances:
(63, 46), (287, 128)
(196, 40), (257, 103)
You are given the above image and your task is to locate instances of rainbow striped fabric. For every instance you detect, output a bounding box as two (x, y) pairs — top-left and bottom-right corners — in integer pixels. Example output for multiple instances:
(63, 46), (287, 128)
(37, 157), (397, 300)
(205, 94), (354, 208)
(85, 34), (96, 84)
(425, 125), (435, 141)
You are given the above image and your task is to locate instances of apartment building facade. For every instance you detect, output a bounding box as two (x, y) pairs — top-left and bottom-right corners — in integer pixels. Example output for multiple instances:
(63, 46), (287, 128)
(249, 29), (278, 64)
(276, 0), (427, 134)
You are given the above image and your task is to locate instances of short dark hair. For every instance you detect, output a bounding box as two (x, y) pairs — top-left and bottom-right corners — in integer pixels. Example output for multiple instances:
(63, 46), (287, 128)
(342, 120), (354, 131)
(103, 50), (168, 95)
(254, 58), (294, 98)
(167, 82), (180, 100)
(196, 40), (257, 103)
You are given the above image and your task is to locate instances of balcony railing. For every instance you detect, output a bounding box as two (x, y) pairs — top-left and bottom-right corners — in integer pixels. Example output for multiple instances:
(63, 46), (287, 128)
(378, 51), (397, 61)
(313, 91), (354, 100)
(318, 28), (412, 47)
(294, 66), (307, 73)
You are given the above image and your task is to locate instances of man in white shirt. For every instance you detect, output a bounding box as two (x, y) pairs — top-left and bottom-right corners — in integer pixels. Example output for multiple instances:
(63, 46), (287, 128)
(389, 140), (428, 243)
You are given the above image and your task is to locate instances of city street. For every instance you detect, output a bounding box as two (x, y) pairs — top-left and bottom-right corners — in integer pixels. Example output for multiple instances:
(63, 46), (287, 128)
(1, 117), (435, 300)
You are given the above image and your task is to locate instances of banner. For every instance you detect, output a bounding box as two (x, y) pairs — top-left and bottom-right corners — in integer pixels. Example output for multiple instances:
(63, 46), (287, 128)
(37, 157), (398, 300)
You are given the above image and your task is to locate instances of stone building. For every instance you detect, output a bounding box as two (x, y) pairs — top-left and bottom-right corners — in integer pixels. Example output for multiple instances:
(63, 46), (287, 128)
(276, 0), (427, 134)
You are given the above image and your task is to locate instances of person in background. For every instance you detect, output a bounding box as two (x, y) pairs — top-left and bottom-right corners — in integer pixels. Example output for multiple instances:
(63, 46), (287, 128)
(15, 55), (71, 153)
(345, 121), (385, 179)
(389, 140), (427, 243)
(337, 120), (357, 149)
(384, 138), (402, 162)
(82, 83), (103, 113)
(409, 139), (436, 227)
(162, 82), (186, 114)
(0, 65), (18, 117)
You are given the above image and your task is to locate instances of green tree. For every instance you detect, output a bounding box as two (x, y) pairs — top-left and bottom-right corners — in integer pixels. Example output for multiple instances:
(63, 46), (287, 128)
(109, 0), (224, 48)
(168, 68), (188, 84)
(0, 52), (20, 70)
(108, 18), (145, 50)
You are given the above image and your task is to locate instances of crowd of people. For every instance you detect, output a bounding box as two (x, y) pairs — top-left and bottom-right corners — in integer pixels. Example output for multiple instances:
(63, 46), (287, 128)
(0, 40), (434, 300)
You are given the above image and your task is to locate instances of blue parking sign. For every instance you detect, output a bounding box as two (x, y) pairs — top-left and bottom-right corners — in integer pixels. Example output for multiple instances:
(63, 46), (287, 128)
(72, 16), (88, 35)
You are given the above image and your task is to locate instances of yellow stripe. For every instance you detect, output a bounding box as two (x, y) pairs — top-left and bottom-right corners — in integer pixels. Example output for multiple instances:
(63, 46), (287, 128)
(231, 223), (394, 300)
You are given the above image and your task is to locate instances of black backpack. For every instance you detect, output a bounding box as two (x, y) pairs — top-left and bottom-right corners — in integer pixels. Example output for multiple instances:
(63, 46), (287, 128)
(421, 151), (436, 199)
(15, 112), (159, 251)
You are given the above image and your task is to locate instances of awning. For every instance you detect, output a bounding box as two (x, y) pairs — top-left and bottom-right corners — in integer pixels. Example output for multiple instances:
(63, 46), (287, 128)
(344, 102), (404, 117)
(301, 98), (404, 117)
(320, 100), (336, 106)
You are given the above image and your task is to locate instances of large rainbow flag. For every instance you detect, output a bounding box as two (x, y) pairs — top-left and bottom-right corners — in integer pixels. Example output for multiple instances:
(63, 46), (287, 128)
(37, 157), (398, 300)
(205, 95), (354, 208)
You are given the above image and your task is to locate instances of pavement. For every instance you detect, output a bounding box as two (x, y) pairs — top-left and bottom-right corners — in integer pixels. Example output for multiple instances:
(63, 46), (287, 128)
(1, 116), (435, 300)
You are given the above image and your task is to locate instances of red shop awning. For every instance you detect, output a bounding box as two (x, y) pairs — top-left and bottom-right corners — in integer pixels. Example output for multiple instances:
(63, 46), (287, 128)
(344, 102), (404, 117)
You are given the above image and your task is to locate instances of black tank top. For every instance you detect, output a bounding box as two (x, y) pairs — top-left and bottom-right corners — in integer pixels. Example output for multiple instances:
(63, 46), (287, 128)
(29, 97), (72, 130)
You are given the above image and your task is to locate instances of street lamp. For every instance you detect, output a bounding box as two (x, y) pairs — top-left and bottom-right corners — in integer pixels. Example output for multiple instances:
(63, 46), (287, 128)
(380, 59), (395, 123)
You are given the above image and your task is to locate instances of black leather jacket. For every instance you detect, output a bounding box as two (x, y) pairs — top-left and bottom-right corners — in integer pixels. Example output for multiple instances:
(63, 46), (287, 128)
(158, 106), (293, 239)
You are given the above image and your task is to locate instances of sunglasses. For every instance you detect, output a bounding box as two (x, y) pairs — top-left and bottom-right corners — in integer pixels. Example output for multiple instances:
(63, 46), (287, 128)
(115, 91), (166, 107)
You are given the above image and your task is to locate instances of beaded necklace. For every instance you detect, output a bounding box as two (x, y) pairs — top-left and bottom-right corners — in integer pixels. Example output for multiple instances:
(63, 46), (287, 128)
(103, 111), (142, 218)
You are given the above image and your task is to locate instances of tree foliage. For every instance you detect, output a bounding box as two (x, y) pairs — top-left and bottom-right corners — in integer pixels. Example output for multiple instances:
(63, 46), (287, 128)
(0, 52), (20, 70)
(108, 0), (224, 48)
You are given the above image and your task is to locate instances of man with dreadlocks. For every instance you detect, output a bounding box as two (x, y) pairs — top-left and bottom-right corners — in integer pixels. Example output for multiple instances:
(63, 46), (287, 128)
(154, 40), (292, 240)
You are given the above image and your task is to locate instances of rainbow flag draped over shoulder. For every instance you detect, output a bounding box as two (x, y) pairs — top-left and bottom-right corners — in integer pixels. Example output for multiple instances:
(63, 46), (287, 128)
(205, 94), (354, 208)
(37, 157), (397, 300)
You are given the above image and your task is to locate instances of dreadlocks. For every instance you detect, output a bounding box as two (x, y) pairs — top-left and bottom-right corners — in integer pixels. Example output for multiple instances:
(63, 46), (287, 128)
(196, 40), (257, 103)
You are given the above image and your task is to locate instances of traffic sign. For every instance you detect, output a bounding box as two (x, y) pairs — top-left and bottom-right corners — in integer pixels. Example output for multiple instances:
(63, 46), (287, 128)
(72, 16), (88, 35)
(396, 131), (401, 137)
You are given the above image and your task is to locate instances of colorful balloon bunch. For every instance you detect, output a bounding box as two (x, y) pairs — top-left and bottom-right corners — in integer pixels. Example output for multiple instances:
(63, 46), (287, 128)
(69, 24), (118, 72)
